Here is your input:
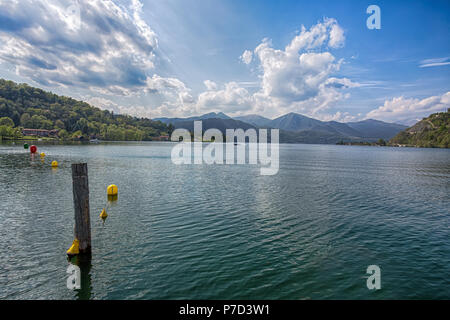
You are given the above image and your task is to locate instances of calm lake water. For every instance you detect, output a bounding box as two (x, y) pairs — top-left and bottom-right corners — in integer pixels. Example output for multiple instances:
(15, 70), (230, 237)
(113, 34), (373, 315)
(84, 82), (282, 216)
(0, 142), (449, 299)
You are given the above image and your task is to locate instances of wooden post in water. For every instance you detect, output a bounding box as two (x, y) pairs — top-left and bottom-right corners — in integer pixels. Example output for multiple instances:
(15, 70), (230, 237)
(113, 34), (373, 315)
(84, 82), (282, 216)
(71, 163), (91, 254)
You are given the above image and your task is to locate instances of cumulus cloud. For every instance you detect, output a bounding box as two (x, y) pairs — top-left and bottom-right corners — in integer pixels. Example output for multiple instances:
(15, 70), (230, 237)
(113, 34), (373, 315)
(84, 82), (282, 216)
(86, 95), (194, 119)
(0, 6), (358, 120)
(240, 50), (253, 64)
(253, 18), (348, 107)
(0, 0), (192, 99)
(328, 23), (345, 48)
(197, 82), (252, 113)
(146, 75), (193, 103)
(317, 111), (358, 122)
(203, 80), (218, 91)
(366, 92), (450, 125)
(200, 18), (354, 118)
(0, 0), (202, 118)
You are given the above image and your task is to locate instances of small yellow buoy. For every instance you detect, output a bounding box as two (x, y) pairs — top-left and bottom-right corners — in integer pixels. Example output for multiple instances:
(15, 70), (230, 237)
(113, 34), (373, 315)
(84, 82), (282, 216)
(51, 160), (58, 168)
(67, 239), (80, 256)
(107, 184), (118, 196)
(40, 152), (45, 158)
(100, 208), (108, 219)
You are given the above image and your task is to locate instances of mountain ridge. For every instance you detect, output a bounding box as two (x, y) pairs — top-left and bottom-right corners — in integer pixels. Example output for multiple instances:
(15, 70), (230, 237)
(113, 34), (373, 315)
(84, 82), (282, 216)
(159, 111), (407, 143)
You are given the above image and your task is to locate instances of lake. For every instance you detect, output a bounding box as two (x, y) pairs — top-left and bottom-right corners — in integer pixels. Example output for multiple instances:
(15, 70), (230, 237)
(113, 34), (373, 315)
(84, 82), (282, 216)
(0, 142), (449, 299)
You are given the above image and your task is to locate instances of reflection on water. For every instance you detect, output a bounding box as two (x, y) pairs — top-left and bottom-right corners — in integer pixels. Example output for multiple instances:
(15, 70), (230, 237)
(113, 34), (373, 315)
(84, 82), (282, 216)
(0, 142), (449, 299)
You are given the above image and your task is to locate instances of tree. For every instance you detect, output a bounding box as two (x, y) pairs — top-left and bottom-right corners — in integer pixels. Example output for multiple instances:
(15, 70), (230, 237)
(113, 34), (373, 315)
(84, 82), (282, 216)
(55, 119), (65, 129)
(167, 123), (174, 135)
(20, 113), (31, 127)
(58, 129), (69, 140)
(75, 118), (89, 134)
(0, 116), (22, 139)
(0, 125), (13, 138)
(71, 130), (83, 139)
(0, 116), (14, 127)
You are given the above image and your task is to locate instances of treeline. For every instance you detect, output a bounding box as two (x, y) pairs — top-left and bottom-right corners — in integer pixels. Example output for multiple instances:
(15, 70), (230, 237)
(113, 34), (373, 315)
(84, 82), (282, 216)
(336, 138), (387, 146)
(0, 116), (22, 139)
(0, 79), (173, 141)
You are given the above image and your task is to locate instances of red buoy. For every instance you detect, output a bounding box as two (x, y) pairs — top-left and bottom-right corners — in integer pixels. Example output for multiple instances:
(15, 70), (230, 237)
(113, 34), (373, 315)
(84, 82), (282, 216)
(30, 145), (37, 154)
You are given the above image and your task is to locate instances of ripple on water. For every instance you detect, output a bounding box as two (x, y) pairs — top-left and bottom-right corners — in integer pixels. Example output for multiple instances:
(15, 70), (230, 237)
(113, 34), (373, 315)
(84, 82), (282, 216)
(0, 143), (449, 299)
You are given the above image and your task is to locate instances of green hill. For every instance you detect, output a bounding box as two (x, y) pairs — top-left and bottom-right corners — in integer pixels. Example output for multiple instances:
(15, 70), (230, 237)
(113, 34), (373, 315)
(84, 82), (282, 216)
(389, 110), (450, 148)
(0, 79), (171, 141)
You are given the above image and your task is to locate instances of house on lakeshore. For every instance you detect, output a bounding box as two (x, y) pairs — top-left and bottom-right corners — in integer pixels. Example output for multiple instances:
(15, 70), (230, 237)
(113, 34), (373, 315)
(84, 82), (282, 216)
(154, 135), (170, 141)
(22, 128), (59, 137)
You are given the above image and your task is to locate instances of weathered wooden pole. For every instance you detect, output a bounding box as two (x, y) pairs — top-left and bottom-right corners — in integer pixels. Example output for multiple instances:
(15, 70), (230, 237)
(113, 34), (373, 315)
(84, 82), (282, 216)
(72, 163), (91, 254)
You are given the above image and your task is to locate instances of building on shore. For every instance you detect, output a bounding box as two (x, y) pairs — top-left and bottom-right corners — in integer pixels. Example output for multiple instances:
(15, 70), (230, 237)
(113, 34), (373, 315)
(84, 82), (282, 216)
(153, 135), (170, 141)
(22, 128), (59, 137)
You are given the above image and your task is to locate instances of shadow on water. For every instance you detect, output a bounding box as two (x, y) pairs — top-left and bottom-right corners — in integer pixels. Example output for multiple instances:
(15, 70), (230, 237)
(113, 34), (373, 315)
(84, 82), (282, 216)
(68, 254), (93, 300)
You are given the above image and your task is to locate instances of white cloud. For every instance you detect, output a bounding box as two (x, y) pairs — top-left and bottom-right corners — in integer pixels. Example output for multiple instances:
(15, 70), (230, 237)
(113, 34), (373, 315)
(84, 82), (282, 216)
(0, 6), (360, 121)
(0, 1), (155, 91)
(328, 23), (345, 48)
(203, 80), (218, 91)
(284, 18), (344, 54)
(420, 62), (450, 68)
(240, 50), (253, 64)
(197, 82), (252, 113)
(318, 111), (357, 122)
(0, 0), (201, 118)
(366, 92), (450, 125)
(146, 75), (193, 102)
(253, 18), (347, 106)
(419, 57), (450, 68)
(85, 95), (194, 119)
(204, 18), (354, 119)
(0, 0), (193, 102)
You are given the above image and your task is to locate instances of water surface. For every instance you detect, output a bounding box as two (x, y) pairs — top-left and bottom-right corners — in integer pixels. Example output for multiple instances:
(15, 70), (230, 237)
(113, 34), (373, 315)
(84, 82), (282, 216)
(0, 142), (449, 299)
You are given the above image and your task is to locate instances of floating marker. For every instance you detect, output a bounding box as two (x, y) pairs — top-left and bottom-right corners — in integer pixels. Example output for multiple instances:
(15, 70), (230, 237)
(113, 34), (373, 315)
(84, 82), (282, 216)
(107, 184), (118, 196)
(24, 143), (29, 149)
(30, 145), (37, 153)
(100, 208), (108, 220)
(40, 152), (46, 158)
(67, 239), (80, 256)
(51, 160), (58, 168)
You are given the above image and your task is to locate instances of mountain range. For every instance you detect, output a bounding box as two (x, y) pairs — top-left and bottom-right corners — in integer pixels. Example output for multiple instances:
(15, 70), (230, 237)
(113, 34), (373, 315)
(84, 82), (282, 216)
(155, 112), (407, 144)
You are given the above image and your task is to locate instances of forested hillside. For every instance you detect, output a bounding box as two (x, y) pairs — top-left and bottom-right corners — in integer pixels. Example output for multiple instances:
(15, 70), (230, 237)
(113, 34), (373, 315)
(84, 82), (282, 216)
(389, 110), (449, 148)
(0, 79), (171, 140)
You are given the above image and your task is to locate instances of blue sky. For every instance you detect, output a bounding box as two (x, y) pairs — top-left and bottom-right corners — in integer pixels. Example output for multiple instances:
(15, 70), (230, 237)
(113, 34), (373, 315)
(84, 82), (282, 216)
(0, 0), (448, 124)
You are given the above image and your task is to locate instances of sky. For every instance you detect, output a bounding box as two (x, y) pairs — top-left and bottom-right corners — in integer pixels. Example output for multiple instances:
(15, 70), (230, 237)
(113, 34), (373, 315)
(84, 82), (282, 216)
(0, 0), (449, 125)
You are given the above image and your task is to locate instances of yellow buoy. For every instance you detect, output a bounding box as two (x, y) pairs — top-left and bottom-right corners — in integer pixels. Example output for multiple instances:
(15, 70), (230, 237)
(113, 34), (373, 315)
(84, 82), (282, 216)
(100, 208), (108, 219)
(40, 152), (46, 158)
(51, 161), (58, 168)
(107, 184), (118, 196)
(67, 239), (80, 255)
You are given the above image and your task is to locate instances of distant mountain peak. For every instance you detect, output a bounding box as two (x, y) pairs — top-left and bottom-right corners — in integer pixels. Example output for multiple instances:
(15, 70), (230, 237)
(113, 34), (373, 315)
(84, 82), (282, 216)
(201, 111), (230, 119)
